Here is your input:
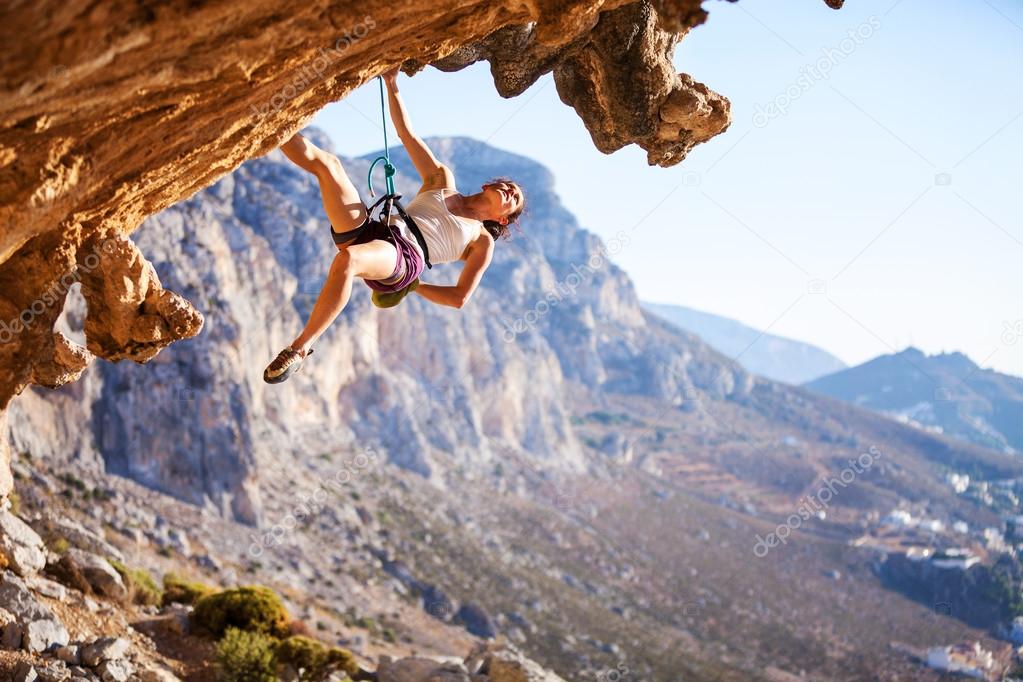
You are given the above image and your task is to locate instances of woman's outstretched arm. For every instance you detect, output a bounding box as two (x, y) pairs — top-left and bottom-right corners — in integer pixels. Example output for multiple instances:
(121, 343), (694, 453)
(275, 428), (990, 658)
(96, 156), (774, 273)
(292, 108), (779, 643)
(382, 67), (453, 188)
(415, 233), (494, 308)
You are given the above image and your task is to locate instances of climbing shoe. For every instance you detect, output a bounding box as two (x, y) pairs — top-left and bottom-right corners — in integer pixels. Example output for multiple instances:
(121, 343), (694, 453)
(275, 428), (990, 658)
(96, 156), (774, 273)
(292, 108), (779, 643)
(372, 278), (420, 308)
(263, 346), (313, 384)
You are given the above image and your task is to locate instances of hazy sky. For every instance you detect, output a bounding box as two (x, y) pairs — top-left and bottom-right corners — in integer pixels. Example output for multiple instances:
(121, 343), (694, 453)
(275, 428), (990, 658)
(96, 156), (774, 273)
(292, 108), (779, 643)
(313, 0), (1023, 378)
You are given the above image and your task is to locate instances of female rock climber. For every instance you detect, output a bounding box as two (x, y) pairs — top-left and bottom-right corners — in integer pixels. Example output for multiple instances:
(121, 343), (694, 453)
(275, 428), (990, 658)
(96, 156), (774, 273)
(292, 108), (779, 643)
(264, 66), (526, 384)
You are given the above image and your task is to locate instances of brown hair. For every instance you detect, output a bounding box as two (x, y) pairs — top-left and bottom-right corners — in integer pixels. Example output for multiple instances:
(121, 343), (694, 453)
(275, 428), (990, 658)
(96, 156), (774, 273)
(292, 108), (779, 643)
(481, 177), (525, 241)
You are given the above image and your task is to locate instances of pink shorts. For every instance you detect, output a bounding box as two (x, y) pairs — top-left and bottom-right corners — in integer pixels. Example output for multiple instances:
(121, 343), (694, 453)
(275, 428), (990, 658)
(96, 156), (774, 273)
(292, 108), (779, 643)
(334, 218), (425, 294)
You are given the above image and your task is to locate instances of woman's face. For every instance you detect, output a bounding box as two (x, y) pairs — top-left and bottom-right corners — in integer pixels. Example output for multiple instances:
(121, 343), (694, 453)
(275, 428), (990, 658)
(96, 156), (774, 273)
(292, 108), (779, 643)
(481, 181), (524, 224)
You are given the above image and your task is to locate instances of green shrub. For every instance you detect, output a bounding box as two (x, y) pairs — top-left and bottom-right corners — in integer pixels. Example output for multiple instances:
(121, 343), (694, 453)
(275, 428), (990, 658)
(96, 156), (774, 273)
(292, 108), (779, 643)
(59, 473), (87, 492)
(354, 615), (377, 632)
(109, 559), (162, 606)
(49, 537), (70, 555)
(192, 586), (290, 638)
(275, 635), (359, 681)
(215, 627), (277, 682)
(162, 572), (215, 607)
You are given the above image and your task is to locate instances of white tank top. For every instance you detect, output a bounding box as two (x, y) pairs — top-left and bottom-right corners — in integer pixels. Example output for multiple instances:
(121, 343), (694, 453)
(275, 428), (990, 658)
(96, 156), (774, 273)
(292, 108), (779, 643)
(397, 188), (481, 264)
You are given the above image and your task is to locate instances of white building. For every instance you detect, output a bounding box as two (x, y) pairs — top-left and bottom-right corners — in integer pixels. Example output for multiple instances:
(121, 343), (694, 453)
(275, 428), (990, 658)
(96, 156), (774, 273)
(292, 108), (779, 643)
(883, 509), (914, 527)
(947, 472), (971, 494)
(925, 642), (994, 679)
(931, 549), (980, 570)
(918, 519), (946, 533)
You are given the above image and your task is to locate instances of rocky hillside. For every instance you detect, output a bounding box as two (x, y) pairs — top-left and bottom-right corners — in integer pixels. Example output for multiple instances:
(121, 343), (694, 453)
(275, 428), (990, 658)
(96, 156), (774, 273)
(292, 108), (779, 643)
(7, 131), (1023, 680)
(806, 347), (1023, 455)
(644, 301), (846, 384)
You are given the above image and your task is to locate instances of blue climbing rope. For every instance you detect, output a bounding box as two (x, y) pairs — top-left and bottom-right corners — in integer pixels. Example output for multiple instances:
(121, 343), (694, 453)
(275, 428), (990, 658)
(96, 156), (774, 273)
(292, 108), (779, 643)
(367, 76), (396, 197)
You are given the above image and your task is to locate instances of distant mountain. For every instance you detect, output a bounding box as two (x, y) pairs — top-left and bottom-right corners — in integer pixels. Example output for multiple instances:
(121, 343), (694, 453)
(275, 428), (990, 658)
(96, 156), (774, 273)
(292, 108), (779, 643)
(643, 301), (846, 384)
(806, 347), (1023, 454)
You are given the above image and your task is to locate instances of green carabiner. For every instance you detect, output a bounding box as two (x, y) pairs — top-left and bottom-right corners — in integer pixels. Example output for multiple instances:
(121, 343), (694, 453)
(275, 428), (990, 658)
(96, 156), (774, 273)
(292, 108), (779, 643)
(367, 156), (395, 198)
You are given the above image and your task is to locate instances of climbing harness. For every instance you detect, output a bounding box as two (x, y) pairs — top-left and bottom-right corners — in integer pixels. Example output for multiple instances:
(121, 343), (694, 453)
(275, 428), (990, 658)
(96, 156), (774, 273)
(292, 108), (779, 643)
(330, 75), (433, 269)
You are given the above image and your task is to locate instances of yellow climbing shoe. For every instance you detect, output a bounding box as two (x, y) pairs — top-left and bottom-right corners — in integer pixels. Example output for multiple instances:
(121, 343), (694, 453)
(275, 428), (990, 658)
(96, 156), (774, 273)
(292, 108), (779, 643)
(372, 279), (420, 308)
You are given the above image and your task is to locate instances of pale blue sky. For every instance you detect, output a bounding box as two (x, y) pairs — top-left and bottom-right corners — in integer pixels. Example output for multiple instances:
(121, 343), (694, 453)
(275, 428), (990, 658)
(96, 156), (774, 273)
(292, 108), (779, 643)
(313, 0), (1023, 377)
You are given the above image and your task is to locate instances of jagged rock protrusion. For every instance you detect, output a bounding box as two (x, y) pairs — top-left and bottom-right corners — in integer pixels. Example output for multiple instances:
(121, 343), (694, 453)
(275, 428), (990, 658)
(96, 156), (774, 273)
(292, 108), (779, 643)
(554, 2), (731, 166)
(430, 2), (732, 166)
(76, 235), (203, 363)
(27, 332), (91, 389)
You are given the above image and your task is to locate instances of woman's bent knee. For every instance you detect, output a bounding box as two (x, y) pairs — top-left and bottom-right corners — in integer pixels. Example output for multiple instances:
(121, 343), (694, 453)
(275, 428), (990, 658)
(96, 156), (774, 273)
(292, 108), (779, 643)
(331, 248), (355, 272)
(315, 154), (344, 179)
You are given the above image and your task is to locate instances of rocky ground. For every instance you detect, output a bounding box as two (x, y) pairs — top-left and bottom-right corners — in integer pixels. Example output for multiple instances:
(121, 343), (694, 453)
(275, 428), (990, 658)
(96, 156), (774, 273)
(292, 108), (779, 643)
(0, 452), (571, 681)
(3, 414), (1014, 681)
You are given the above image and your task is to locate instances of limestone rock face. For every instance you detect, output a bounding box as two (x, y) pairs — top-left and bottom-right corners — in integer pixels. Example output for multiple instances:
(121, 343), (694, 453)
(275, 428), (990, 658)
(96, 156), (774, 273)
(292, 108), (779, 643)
(0, 0), (843, 443)
(5, 132), (752, 524)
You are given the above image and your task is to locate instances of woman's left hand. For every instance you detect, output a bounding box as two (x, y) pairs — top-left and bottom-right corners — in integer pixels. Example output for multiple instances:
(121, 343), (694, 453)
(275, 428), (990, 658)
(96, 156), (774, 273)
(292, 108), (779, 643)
(382, 66), (400, 88)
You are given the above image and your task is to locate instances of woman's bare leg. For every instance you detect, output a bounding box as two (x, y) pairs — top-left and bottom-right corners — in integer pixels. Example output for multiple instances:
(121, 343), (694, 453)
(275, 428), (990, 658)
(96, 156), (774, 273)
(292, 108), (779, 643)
(290, 240), (399, 352)
(281, 132), (367, 234)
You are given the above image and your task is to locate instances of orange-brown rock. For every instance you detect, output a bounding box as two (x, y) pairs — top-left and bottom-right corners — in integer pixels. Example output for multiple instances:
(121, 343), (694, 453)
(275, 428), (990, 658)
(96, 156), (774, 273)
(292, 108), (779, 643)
(0, 0), (841, 500)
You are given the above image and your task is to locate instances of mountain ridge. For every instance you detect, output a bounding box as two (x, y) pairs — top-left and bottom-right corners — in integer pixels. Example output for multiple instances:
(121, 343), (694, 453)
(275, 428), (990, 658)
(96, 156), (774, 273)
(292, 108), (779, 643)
(643, 300), (847, 384)
(806, 346), (1023, 455)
